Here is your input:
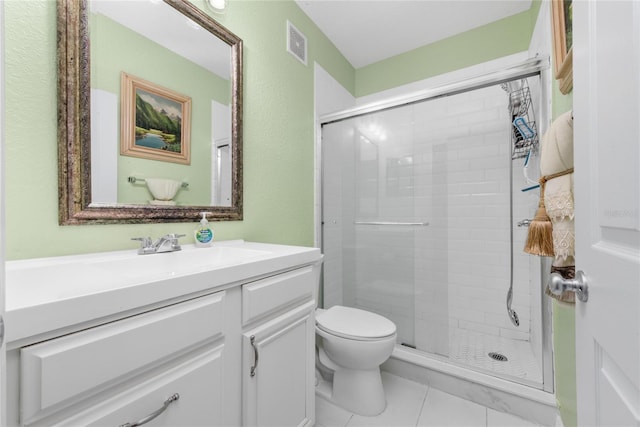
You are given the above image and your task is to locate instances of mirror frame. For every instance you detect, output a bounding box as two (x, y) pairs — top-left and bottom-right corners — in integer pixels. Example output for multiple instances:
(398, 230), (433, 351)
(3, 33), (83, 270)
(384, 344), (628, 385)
(57, 0), (243, 224)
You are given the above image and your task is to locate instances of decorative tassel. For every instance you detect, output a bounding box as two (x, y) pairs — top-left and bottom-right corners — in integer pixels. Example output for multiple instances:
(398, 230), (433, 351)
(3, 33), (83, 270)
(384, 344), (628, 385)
(524, 177), (555, 256)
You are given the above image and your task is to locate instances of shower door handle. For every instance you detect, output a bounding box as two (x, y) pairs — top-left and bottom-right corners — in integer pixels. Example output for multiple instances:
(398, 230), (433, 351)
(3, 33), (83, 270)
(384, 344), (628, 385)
(548, 271), (589, 302)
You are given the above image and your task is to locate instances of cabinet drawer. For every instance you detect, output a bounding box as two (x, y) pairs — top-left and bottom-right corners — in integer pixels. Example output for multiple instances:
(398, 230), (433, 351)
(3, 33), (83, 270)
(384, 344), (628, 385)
(52, 345), (224, 427)
(242, 267), (314, 325)
(21, 292), (225, 424)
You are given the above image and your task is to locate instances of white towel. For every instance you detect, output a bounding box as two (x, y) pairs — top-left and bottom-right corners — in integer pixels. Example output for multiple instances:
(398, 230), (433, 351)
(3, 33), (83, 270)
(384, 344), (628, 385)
(539, 111), (575, 303)
(545, 173), (574, 264)
(540, 110), (575, 266)
(540, 111), (573, 175)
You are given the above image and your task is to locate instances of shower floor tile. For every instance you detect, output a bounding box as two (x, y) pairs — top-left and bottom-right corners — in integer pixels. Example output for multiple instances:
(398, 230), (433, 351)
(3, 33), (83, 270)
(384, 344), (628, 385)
(448, 329), (543, 383)
(316, 372), (547, 427)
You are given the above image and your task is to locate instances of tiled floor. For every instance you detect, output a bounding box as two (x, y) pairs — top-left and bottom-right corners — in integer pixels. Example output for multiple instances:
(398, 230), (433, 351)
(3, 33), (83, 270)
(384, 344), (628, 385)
(316, 372), (543, 427)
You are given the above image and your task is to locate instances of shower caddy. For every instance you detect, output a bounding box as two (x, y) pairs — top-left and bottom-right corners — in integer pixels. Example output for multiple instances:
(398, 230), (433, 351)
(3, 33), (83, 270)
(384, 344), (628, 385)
(507, 79), (539, 159)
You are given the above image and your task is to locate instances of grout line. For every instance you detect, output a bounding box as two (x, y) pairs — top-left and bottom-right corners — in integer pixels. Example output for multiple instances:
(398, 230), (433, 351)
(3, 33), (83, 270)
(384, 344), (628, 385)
(414, 385), (431, 427)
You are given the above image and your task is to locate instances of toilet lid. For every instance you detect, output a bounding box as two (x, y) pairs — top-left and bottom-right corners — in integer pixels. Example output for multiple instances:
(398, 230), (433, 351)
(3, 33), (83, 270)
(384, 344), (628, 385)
(316, 306), (396, 339)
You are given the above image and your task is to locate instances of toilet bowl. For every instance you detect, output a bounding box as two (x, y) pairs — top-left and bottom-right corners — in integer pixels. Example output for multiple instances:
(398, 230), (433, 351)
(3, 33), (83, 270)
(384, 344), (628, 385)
(315, 305), (396, 416)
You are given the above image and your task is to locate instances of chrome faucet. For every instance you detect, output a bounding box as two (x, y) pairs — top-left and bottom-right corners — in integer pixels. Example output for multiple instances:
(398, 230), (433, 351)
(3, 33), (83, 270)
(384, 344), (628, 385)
(132, 234), (184, 255)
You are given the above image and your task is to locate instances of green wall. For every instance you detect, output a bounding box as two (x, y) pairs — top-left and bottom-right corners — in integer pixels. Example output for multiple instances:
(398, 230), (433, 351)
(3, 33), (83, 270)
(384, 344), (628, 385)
(355, 1), (542, 96)
(554, 300), (577, 427)
(4, 0), (353, 260)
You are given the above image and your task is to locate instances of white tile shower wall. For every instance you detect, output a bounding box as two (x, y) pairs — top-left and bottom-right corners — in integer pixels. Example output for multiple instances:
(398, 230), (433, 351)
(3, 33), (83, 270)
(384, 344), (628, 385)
(410, 86), (529, 347)
(321, 57), (545, 372)
(322, 84), (539, 349)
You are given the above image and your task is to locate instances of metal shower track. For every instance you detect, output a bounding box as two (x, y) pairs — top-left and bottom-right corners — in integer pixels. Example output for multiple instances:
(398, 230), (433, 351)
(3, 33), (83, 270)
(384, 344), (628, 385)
(319, 57), (549, 126)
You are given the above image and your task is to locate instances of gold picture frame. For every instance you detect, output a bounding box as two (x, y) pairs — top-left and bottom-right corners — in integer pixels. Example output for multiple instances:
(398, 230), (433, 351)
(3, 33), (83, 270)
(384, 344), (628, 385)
(120, 72), (192, 165)
(552, 0), (573, 94)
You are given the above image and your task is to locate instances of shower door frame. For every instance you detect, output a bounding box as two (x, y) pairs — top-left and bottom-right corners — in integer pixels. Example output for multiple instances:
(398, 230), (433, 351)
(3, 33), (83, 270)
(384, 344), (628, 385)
(317, 57), (555, 393)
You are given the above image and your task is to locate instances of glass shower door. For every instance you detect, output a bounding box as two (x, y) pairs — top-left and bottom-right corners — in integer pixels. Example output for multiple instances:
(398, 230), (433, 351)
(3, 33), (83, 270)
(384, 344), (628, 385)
(321, 109), (418, 348)
(321, 77), (546, 387)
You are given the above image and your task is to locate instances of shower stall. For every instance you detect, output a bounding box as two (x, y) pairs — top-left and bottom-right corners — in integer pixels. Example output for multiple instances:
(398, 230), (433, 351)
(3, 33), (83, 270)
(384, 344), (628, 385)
(320, 61), (554, 396)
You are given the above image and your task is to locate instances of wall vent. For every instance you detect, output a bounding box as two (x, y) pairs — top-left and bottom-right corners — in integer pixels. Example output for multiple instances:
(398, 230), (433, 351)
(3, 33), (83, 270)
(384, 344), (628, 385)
(287, 20), (307, 66)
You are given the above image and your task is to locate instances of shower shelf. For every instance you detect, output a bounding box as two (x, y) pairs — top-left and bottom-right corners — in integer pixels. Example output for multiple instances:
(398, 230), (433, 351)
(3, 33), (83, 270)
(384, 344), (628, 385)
(508, 80), (539, 160)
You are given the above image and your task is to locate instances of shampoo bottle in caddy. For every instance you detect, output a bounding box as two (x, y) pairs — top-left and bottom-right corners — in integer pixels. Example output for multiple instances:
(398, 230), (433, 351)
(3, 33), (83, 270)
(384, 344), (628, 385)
(194, 212), (214, 247)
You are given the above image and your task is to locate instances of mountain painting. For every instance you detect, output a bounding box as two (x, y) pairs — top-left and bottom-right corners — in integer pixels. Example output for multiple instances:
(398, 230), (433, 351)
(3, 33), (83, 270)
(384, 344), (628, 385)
(135, 88), (183, 153)
(121, 72), (191, 165)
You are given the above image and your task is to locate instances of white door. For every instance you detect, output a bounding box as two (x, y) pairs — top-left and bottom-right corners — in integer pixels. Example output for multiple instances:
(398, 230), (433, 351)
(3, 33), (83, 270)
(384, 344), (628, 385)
(573, 0), (640, 425)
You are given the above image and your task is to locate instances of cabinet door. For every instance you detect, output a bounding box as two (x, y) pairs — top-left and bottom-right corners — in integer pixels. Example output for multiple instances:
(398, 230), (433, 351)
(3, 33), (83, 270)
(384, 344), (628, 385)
(243, 301), (315, 427)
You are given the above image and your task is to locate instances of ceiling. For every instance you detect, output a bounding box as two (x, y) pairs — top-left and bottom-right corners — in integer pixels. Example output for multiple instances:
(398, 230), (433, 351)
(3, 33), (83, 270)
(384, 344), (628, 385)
(295, 0), (533, 68)
(91, 0), (231, 79)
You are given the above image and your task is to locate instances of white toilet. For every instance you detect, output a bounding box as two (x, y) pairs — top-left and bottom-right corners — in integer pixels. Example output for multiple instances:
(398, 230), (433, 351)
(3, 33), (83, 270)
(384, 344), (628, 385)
(315, 305), (397, 416)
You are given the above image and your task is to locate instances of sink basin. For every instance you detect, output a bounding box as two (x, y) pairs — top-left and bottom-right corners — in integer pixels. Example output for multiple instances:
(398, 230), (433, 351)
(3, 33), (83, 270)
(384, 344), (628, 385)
(8, 243), (272, 304)
(5, 240), (320, 309)
(91, 245), (272, 277)
(5, 240), (322, 343)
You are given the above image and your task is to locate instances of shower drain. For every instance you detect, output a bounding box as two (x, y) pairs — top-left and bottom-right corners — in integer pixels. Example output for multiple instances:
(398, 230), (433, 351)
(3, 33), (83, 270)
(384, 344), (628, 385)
(488, 352), (508, 362)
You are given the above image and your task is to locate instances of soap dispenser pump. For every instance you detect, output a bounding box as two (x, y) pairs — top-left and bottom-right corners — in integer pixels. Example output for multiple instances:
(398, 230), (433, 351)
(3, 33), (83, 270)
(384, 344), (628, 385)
(194, 212), (214, 247)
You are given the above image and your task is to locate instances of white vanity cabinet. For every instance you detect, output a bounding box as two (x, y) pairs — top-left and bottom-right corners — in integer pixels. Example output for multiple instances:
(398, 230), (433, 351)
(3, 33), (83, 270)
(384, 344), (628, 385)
(18, 291), (232, 426)
(241, 266), (317, 427)
(5, 241), (322, 427)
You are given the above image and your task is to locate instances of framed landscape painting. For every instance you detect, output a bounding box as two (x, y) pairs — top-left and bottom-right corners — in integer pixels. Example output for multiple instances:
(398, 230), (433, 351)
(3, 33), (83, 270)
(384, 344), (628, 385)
(120, 72), (192, 164)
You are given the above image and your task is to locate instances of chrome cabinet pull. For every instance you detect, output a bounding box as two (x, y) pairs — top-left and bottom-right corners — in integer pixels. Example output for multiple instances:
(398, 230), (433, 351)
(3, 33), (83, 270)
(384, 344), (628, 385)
(549, 271), (589, 302)
(250, 335), (259, 377)
(119, 393), (180, 427)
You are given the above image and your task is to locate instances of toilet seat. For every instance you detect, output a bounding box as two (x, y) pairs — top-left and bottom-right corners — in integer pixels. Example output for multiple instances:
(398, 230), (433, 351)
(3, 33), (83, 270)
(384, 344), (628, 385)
(316, 305), (396, 341)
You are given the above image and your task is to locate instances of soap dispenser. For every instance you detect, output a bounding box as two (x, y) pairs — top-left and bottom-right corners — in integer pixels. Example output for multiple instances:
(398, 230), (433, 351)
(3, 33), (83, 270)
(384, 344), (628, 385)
(194, 212), (214, 247)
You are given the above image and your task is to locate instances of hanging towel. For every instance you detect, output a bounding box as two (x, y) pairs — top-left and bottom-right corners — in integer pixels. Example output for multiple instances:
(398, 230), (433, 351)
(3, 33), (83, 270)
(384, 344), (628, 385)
(545, 174), (575, 262)
(538, 111), (576, 303)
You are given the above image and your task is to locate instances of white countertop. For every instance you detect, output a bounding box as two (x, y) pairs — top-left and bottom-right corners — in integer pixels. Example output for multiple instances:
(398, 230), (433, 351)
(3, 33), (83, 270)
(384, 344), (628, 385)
(5, 240), (322, 344)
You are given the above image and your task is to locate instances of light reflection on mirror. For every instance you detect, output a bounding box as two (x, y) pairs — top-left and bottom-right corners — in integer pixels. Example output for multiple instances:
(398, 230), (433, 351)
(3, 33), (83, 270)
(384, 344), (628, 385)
(89, 0), (232, 207)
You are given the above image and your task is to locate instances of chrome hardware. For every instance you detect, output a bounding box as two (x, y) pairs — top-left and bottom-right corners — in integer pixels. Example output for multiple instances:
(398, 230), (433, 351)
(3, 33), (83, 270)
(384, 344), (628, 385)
(549, 271), (589, 302)
(0, 316), (4, 347)
(354, 221), (429, 226)
(128, 176), (189, 188)
(517, 219), (532, 227)
(506, 287), (520, 327)
(250, 335), (259, 377)
(132, 237), (155, 255)
(119, 393), (179, 427)
(132, 234), (184, 255)
(153, 233), (185, 253)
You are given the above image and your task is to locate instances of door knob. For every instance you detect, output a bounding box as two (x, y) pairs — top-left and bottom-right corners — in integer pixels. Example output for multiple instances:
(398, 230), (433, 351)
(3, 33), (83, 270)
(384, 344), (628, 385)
(549, 270), (589, 302)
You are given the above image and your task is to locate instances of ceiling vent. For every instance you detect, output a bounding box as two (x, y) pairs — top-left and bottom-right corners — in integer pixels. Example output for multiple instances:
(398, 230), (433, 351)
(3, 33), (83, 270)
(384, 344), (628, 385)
(287, 20), (307, 66)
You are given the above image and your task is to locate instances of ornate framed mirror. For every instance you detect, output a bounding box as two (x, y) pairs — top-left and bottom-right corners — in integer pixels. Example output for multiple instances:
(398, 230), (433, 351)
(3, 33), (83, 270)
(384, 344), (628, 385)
(58, 0), (243, 224)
